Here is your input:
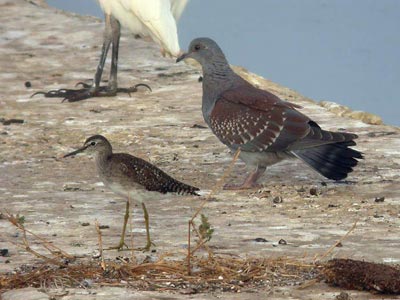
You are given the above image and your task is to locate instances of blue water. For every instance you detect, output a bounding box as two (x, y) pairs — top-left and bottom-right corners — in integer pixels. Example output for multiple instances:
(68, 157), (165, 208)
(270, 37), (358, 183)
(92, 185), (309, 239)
(47, 0), (400, 126)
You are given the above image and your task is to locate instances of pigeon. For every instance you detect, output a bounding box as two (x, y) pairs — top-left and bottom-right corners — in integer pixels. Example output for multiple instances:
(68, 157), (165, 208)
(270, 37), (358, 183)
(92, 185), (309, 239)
(177, 37), (363, 190)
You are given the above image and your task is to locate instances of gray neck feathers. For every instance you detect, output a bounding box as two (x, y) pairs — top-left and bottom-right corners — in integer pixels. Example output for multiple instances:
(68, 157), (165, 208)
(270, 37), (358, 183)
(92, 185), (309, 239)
(94, 146), (112, 174)
(201, 55), (238, 123)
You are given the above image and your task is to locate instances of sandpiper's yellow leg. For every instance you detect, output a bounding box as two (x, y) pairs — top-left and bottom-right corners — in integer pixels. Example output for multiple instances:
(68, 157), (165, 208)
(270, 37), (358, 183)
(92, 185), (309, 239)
(141, 202), (154, 251)
(107, 200), (130, 251)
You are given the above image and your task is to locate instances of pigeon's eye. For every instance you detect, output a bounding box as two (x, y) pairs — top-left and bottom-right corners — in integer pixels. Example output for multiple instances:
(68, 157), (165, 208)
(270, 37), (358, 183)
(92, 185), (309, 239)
(194, 44), (201, 51)
(90, 141), (96, 146)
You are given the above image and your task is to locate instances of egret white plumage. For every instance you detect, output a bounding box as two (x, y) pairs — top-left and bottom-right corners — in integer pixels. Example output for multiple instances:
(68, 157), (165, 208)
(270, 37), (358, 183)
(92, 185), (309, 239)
(34, 0), (188, 102)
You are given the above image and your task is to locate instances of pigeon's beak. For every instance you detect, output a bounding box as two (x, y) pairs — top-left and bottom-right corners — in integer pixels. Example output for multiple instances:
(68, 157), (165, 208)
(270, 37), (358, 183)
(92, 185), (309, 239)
(63, 145), (89, 158)
(176, 52), (188, 63)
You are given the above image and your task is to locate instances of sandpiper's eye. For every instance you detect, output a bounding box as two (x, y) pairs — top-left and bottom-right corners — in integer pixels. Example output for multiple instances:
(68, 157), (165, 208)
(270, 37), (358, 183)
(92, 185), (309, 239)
(194, 44), (201, 51)
(90, 141), (96, 146)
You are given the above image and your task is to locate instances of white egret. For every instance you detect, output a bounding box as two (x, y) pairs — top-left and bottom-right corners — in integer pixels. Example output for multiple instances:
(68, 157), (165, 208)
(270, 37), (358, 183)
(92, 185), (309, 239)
(34, 0), (188, 102)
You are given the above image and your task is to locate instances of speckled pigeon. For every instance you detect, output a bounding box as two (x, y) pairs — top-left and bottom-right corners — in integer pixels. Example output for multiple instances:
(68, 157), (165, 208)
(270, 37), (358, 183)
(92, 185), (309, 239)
(177, 37), (363, 190)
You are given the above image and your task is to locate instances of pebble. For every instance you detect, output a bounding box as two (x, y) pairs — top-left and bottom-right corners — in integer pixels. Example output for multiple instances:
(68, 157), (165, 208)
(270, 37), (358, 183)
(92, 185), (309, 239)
(278, 239), (287, 245)
(310, 187), (319, 196)
(254, 238), (268, 243)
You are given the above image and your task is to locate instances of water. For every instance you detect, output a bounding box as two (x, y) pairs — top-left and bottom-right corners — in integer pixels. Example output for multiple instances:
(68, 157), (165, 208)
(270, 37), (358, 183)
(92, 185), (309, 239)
(47, 0), (400, 126)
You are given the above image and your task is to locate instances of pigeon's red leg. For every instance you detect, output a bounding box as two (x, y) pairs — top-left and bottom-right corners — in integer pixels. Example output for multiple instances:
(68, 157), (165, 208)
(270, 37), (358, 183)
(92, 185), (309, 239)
(224, 165), (266, 190)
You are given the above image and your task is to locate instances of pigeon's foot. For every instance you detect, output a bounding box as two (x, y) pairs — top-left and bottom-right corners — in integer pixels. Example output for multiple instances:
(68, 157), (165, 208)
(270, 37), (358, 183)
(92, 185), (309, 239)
(31, 82), (151, 102)
(223, 166), (266, 190)
(223, 182), (262, 190)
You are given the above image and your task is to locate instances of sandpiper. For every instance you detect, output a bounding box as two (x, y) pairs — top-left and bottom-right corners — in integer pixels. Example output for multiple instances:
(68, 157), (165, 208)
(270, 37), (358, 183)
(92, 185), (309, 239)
(64, 135), (200, 251)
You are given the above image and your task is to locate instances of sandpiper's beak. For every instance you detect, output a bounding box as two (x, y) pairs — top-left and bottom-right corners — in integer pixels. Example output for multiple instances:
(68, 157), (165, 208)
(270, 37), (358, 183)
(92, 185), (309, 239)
(63, 145), (89, 158)
(176, 52), (188, 63)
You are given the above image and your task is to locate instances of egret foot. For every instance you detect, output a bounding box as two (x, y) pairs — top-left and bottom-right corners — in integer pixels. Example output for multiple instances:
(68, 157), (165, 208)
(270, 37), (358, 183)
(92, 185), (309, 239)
(31, 83), (151, 102)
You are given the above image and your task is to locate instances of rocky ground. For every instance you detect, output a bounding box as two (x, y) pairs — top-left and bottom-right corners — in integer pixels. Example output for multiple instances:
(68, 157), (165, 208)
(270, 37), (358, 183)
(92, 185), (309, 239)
(0, 1), (399, 299)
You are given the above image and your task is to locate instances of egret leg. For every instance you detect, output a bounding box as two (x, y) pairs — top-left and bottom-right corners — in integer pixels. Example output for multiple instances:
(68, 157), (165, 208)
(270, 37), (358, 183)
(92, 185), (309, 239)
(32, 14), (151, 102)
(224, 165), (266, 190)
(107, 15), (120, 92)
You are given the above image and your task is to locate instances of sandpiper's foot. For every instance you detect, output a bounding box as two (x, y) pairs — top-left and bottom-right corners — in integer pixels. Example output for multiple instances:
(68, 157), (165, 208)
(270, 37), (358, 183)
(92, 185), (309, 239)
(105, 241), (129, 251)
(105, 242), (155, 252)
(137, 241), (156, 252)
(223, 182), (262, 190)
(31, 82), (151, 102)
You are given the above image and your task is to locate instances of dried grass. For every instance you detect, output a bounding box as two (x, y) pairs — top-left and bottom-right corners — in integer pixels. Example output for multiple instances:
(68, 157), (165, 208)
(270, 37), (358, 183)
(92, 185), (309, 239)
(0, 253), (316, 292)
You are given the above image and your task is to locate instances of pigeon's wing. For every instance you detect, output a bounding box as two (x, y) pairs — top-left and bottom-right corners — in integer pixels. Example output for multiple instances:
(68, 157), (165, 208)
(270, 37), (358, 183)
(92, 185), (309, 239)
(210, 84), (358, 152)
(209, 84), (315, 152)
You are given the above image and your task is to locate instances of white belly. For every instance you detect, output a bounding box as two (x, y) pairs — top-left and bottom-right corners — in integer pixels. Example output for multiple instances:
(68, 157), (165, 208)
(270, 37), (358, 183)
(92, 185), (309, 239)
(97, 0), (183, 56)
(105, 181), (162, 203)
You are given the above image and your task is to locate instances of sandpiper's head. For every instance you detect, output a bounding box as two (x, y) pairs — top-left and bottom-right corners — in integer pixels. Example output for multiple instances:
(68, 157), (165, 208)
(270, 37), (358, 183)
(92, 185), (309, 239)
(176, 37), (227, 66)
(64, 135), (112, 158)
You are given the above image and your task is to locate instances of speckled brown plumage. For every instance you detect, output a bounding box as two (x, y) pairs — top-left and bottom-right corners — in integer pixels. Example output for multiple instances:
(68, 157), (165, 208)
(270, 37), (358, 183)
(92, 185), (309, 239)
(101, 153), (200, 196)
(65, 135), (199, 198)
(64, 134), (199, 251)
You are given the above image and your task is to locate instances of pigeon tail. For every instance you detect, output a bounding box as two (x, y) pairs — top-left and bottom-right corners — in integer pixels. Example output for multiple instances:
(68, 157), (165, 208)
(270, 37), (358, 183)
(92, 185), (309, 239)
(292, 141), (363, 181)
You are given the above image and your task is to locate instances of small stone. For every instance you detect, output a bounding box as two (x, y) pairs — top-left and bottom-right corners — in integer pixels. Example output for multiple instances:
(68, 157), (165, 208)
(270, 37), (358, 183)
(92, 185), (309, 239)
(81, 279), (93, 288)
(24, 81), (32, 88)
(99, 225), (109, 229)
(336, 291), (352, 300)
(254, 237), (268, 243)
(278, 239), (287, 245)
(1, 119), (24, 125)
(272, 196), (283, 204)
(180, 288), (197, 295)
(0, 249), (9, 257)
(373, 212), (383, 218)
(336, 242), (343, 247)
(81, 222), (90, 226)
(310, 187), (318, 196)
(374, 196), (385, 202)
(191, 124), (207, 129)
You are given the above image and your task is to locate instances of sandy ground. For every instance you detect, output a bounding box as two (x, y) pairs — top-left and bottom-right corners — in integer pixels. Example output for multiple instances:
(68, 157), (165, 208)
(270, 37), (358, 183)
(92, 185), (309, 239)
(1, 1), (399, 299)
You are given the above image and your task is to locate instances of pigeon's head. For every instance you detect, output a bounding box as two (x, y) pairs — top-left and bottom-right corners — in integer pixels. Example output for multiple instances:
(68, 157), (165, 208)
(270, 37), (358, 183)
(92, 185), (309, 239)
(64, 135), (112, 158)
(176, 37), (226, 66)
